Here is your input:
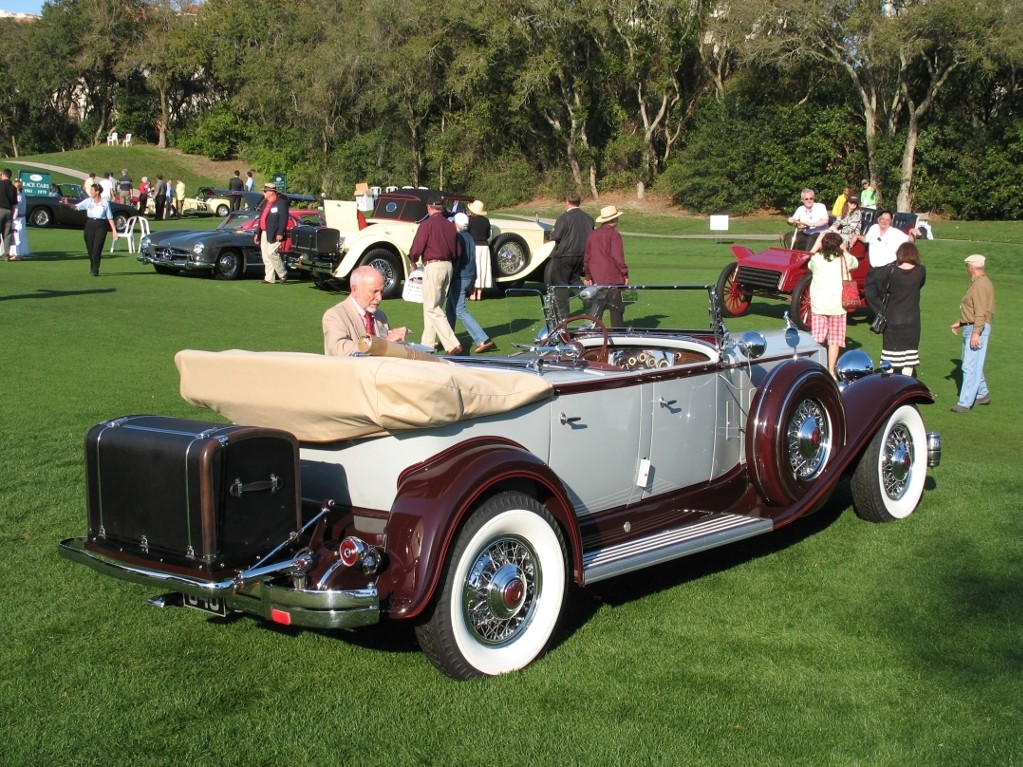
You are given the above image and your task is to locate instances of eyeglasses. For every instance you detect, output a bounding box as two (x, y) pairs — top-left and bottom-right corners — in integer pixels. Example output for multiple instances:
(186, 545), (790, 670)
(802, 197), (814, 201)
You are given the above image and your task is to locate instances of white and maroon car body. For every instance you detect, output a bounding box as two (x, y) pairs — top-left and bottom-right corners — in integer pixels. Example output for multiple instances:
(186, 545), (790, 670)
(59, 285), (940, 679)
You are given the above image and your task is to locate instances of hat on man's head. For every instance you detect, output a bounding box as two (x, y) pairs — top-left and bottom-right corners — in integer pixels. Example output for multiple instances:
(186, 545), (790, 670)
(847, 196), (860, 204)
(861, 179), (869, 185)
(263, 182), (277, 191)
(452, 212), (469, 231)
(468, 200), (487, 216)
(595, 205), (622, 224)
(426, 195), (444, 208)
(964, 254), (986, 268)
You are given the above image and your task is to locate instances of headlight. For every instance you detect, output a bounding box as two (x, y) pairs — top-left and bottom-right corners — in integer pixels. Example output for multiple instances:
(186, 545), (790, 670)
(192, 242), (205, 255)
(140, 235), (151, 250)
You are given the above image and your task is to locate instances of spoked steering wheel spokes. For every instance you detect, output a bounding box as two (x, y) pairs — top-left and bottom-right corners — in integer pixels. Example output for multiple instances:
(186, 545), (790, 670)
(551, 314), (609, 363)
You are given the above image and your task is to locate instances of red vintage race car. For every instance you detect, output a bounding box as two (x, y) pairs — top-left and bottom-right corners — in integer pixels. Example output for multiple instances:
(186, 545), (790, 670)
(717, 211), (927, 330)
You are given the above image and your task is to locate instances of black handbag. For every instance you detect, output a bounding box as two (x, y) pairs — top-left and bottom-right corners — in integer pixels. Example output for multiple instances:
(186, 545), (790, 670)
(870, 265), (895, 334)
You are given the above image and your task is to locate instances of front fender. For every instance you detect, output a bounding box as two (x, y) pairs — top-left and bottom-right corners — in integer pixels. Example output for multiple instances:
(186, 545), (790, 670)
(333, 225), (416, 280)
(380, 438), (580, 620)
(840, 374), (934, 450)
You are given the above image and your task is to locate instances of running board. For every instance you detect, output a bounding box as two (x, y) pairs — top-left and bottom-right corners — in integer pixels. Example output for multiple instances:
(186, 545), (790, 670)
(581, 513), (773, 585)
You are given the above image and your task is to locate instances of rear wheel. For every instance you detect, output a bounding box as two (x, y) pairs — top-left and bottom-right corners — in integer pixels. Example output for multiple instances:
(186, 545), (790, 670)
(214, 250), (243, 280)
(415, 492), (567, 679)
(30, 207), (52, 228)
(113, 213), (129, 233)
(716, 263), (751, 317)
(493, 235), (529, 279)
(851, 405), (927, 522)
(360, 249), (402, 298)
(215, 204), (230, 217)
(790, 274), (813, 331)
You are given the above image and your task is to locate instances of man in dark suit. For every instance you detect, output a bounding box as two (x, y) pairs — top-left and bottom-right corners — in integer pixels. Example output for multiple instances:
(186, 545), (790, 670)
(228, 170), (244, 211)
(254, 183), (290, 284)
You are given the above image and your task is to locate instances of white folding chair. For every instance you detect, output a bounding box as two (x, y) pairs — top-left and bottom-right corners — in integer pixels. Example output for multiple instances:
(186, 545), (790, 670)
(116, 215), (150, 253)
(122, 133), (132, 147)
(107, 131), (118, 146)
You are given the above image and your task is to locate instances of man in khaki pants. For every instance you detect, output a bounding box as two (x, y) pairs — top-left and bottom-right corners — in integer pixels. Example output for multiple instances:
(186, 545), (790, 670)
(408, 196), (462, 355)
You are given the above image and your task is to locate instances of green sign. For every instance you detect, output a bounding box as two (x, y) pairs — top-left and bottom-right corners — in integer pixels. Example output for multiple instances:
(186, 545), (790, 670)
(270, 173), (286, 192)
(19, 170), (51, 197)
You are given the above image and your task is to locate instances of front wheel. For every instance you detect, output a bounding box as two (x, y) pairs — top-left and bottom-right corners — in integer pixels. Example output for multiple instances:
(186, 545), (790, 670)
(716, 263), (751, 317)
(790, 274), (813, 331)
(213, 250), (243, 280)
(415, 492), (567, 679)
(215, 204), (230, 217)
(113, 213), (129, 233)
(850, 404), (928, 522)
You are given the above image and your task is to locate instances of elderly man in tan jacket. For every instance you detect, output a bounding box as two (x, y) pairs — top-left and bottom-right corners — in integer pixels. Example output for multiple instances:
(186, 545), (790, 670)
(323, 266), (409, 356)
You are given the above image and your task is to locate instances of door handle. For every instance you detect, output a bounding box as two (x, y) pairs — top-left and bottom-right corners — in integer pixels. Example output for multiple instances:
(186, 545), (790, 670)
(560, 412), (582, 425)
(659, 398), (678, 408)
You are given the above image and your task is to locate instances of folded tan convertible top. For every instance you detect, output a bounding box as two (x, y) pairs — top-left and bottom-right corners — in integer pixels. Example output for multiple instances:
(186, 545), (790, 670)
(175, 349), (554, 442)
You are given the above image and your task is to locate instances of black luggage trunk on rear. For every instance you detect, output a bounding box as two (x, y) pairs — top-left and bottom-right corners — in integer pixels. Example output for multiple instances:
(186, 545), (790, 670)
(84, 416), (300, 573)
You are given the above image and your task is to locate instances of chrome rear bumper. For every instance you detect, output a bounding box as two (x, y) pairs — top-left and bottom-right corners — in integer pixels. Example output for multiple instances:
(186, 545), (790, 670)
(58, 537), (379, 629)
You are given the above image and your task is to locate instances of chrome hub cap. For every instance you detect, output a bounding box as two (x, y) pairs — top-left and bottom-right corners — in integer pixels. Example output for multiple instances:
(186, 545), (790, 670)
(787, 399), (831, 481)
(882, 424), (914, 499)
(462, 537), (539, 646)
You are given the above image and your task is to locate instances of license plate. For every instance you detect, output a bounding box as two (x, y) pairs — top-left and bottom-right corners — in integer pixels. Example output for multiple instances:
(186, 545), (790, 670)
(181, 593), (228, 616)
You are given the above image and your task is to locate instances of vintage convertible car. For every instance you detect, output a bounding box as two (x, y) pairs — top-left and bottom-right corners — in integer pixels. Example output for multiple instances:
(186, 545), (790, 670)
(26, 183), (136, 232)
(718, 210), (929, 330)
(58, 285), (941, 679)
(138, 209), (325, 280)
(291, 187), (553, 298)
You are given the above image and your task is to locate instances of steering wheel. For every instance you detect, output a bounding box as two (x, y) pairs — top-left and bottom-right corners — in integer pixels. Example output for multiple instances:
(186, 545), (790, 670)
(551, 314), (609, 364)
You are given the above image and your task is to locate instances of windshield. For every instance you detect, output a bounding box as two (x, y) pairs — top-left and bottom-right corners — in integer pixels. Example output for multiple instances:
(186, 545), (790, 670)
(500, 284), (726, 353)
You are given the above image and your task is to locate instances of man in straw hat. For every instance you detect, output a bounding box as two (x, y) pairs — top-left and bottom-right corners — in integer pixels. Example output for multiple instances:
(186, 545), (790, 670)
(254, 182), (291, 284)
(583, 205), (628, 326)
(950, 254), (995, 412)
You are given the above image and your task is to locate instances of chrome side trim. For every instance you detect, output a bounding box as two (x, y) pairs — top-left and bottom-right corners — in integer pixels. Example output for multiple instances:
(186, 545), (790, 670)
(581, 513), (772, 584)
(58, 537), (380, 630)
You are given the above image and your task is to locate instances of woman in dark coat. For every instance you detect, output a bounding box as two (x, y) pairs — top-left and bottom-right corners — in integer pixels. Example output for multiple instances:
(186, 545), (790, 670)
(868, 241), (926, 376)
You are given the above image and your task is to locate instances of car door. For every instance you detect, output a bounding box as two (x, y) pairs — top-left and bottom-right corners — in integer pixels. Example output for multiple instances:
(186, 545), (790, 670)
(546, 381), (643, 516)
(640, 370), (721, 499)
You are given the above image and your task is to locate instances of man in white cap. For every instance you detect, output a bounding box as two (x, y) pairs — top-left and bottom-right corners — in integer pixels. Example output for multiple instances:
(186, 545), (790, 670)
(583, 205), (628, 326)
(950, 254), (995, 412)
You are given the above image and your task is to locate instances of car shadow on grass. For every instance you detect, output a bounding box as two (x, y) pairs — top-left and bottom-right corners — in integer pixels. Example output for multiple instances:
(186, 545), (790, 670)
(553, 490), (851, 646)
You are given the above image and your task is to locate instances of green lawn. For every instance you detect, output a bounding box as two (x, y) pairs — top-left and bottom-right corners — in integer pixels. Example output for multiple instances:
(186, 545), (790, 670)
(0, 214), (1020, 767)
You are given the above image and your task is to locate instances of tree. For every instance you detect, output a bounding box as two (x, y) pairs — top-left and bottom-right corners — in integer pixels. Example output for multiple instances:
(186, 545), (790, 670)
(596, 0), (708, 182)
(720, 0), (1006, 210)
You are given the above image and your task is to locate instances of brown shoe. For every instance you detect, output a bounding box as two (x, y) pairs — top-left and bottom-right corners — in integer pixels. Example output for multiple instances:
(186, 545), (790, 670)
(950, 404), (970, 413)
(444, 345), (463, 356)
(474, 340), (496, 354)
(975, 395), (991, 406)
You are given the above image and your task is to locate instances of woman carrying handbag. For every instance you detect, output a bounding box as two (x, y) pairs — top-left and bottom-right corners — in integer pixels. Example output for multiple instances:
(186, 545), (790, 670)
(868, 242), (926, 377)
(807, 232), (859, 379)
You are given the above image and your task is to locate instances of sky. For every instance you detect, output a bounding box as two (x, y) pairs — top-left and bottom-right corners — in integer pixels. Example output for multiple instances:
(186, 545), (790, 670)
(1, 1), (44, 15)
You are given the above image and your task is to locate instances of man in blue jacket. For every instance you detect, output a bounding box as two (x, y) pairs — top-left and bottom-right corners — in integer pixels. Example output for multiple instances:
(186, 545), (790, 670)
(254, 183), (290, 284)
